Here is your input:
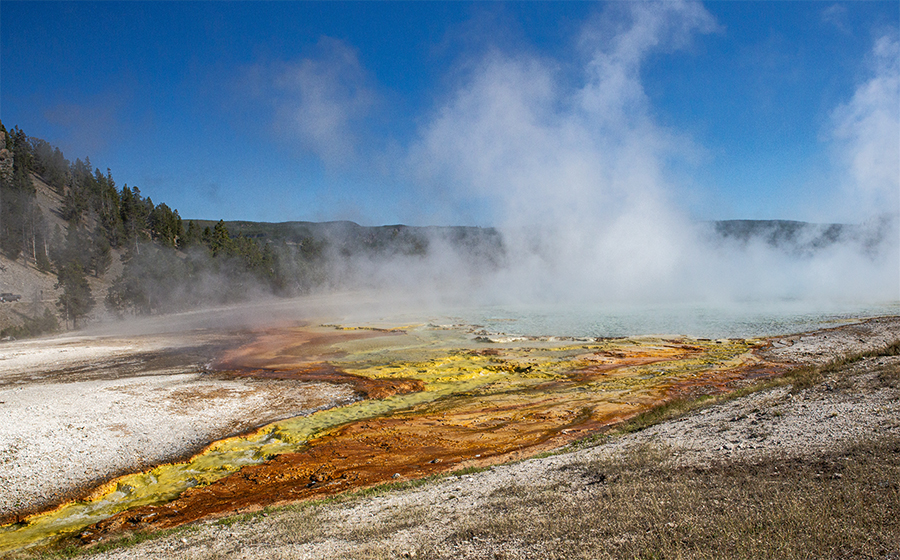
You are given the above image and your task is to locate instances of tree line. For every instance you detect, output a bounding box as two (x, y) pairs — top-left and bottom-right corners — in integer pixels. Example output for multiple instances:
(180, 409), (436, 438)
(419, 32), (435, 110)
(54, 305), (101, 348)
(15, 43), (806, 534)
(0, 122), (284, 330)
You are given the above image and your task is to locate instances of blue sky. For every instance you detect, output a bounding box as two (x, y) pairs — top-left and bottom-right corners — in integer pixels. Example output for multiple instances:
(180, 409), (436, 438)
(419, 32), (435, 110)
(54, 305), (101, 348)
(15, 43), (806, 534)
(1, 1), (898, 226)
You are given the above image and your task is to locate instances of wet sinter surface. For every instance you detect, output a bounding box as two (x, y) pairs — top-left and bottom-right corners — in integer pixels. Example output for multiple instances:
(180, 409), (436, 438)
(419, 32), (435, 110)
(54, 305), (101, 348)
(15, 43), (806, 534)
(0, 323), (781, 553)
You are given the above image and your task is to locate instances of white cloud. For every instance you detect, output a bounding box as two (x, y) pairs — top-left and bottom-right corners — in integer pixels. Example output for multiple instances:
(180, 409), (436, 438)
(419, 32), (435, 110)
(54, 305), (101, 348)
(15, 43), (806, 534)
(821, 4), (849, 33)
(230, 3), (897, 308)
(262, 37), (375, 165)
(578, 0), (719, 124)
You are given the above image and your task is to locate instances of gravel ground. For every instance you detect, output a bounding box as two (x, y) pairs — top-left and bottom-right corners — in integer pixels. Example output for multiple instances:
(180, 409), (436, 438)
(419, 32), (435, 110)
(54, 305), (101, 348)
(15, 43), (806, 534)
(75, 316), (899, 560)
(0, 331), (357, 522)
(761, 315), (899, 365)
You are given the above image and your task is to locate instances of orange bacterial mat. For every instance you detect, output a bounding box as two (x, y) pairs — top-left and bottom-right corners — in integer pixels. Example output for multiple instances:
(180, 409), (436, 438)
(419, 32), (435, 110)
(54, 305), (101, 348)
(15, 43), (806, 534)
(1, 323), (782, 553)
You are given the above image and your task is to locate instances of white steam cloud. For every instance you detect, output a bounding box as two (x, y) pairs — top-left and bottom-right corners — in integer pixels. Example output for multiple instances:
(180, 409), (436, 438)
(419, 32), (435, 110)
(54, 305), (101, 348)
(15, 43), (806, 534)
(402, 1), (897, 307)
(406, 1), (721, 303)
(249, 2), (897, 313)
(831, 33), (900, 219)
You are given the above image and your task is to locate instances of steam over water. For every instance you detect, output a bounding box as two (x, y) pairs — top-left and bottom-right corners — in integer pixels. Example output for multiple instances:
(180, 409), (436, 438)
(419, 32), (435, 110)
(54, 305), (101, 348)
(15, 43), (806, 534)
(90, 1), (900, 338)
(427, 301), (900, 339)
(394, 1), (899, 318)
(300, 215), (899, 340)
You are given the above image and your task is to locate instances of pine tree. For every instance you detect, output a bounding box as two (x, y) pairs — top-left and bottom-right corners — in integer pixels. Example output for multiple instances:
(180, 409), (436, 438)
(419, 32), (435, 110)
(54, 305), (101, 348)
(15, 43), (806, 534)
(55, 261), (95, 329)
(209, 220), (233, 257)
(181, 220), (201, 248)
(97, 169), (124, 247)
(0, 133), (38, 260)
(89, 227), (112, 277)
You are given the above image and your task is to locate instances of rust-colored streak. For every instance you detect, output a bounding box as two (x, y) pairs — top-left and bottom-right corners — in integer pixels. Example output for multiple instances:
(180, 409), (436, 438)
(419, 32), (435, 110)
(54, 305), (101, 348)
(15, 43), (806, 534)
(215, 327), (423, 399)
(84, 404), (591, 539)
(213, 328), (401, 371)
(82, 344), (786, 544)
(228, 364), (425, 400)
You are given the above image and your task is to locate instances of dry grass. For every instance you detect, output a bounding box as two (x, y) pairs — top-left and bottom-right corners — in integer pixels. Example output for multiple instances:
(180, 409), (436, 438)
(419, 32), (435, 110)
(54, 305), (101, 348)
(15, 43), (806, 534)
(405, 346), (900, 560)
(259, 436), (898, 560)
(787, 339), (900, 393)
(412, 436), (900, 559)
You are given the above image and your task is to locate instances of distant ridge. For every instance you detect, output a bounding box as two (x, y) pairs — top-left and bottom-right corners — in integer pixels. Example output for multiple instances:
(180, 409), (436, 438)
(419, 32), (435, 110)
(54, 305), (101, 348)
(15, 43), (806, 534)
(189, 219), (505, 262)
(707, 218), (891, 256)
(188, 218), (884, 259)
(712, 219), (847, 246)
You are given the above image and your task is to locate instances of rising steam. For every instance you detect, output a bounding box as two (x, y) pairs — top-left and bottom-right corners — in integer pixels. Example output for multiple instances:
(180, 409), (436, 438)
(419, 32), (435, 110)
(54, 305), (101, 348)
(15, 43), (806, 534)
(397, 0), (898, 307)
(229, 1), (899, 319)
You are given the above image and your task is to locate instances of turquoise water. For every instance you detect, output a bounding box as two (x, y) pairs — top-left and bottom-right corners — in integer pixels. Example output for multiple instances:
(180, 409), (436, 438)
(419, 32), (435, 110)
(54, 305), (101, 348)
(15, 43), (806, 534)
(401, 300), (900, 339)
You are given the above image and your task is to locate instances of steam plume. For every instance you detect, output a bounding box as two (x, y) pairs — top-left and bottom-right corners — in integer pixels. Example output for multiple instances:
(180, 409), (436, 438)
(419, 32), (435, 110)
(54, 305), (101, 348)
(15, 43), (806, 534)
(400, 1), (898, 307)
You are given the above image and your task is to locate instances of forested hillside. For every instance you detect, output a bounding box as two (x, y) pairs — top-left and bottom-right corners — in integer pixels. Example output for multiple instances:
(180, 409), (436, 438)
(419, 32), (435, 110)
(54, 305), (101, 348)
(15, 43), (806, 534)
(0, 122), (283, 336)
(3, 120), (877, 339)
(0, 121), (507, 336)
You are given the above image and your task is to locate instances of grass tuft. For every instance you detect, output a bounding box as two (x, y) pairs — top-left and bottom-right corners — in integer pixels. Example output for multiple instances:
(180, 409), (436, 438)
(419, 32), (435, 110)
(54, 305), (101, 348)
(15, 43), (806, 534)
(448, 465), (492, 477)
(31, 526), (195, 559)
(786, 338), (900, 394)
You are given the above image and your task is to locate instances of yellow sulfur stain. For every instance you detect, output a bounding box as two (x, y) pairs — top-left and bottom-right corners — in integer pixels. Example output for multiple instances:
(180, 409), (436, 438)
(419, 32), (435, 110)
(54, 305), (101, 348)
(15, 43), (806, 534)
(0, 326), (760, 554)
